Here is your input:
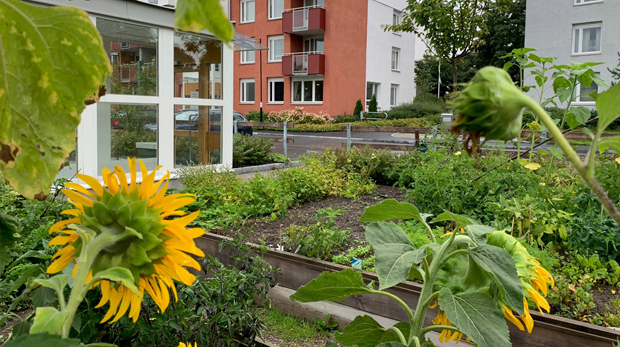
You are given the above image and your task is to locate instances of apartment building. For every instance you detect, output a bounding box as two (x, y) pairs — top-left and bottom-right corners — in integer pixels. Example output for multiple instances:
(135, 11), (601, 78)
(230, 0), (416, 117)
(525, 0), (620, 107)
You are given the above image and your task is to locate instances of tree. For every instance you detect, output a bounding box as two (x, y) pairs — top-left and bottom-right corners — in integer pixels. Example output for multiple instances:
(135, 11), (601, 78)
(369, 94), (378, 112)
(353, 99), (364, 117)
(415, 54), (478, 97)
(385, 0), (507, 94)
(475, 0), (526, 82)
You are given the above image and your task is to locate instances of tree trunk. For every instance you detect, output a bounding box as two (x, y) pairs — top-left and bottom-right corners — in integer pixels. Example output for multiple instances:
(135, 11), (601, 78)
(452, 61), (458, 93)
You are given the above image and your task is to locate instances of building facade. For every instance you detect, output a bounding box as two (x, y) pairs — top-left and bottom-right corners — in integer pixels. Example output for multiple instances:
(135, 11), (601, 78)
(230, 0), (416, 117)
(525, 0), (620, 107)
(24, 0), (234, 182)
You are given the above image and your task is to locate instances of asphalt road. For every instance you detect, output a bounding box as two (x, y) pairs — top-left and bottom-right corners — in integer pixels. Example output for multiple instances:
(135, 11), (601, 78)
(254, 130), (594, 160)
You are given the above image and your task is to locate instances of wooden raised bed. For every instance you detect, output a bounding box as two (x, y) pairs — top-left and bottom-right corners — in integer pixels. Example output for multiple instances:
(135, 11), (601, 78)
(196, 233), (619, 347)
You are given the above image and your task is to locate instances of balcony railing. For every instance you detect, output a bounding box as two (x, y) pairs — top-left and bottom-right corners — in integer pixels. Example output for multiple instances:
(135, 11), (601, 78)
(282, 51), (325, 76)
(283, 5), (326, 34)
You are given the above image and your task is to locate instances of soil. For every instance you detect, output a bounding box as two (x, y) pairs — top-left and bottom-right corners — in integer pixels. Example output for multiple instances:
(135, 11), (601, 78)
(592, 285), (620, 316)
(228, 185), (407, 250)
(0, 308), (33, 345)
(261, 332), (336, 347)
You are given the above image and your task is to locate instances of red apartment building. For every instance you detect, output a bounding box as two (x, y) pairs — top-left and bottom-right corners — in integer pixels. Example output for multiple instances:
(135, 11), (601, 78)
(230, 0), (416, 117)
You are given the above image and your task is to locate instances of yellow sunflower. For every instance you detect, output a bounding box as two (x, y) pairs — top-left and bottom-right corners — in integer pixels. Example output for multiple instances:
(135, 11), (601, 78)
(179, 343), (197, 347)
(48, 158), (205, 323)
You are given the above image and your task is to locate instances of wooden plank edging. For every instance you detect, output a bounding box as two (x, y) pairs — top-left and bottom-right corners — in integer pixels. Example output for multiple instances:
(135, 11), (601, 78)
(196, 233), (619, 347)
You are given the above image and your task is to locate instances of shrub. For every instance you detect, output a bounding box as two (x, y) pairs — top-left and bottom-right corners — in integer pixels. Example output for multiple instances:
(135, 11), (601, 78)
(267, 107), (332, 124)
(245, 110), (261, 122)
(369, 94), (378, 112)
(282, 208), (349, 260)
(353, 99), (364, 117)
(387, 100), (446, 119)
(233, 133), (272, 167)
(332, 113), (360, 123)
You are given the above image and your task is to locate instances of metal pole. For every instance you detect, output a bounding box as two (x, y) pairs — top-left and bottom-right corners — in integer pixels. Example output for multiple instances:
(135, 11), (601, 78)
(259, 39), (264, 123)
(541, 130), (548, 151)
(437, 58), (441, 98)
(234, 120), (238, 134)
(346, 124), (352, 151)
(283, 121), (288, 158)
(360, 111), (364, 121)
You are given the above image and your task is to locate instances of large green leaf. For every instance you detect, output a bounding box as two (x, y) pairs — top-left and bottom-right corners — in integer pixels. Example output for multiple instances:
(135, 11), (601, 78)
(598, 136), (620, 155)
(335, 315), (409, 347)
(359, 199), (429, 224)
(366, 222), (436, 289)
(175, 0), (234, 43)
(465, 225), (495, 245)
(0, 0), (110, 200)
(290, 269), (373, 303)
(0, 212), (20, 269)
(93, 267), (140, 297)
(566, 106), (591, 129)
(33, 274), (69, 297)
(3, 333), (84, 347)
(597, 84), (620, 133)
(30, 306), (68, 335)
(432, 211), (475, 229)
(438, 289), (511, 347)
(468, 245), (524, 315)
(376, 343), (407, 347)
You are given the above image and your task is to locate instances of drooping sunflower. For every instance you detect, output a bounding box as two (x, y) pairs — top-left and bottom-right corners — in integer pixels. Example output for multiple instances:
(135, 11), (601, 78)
(47, 158), (205, 323)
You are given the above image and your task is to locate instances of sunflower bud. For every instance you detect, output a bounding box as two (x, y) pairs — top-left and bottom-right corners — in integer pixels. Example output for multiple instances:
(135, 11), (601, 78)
(452, 67), (529, 142)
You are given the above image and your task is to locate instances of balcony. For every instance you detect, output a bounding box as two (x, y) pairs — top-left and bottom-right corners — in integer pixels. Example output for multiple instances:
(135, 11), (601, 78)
(282, 6), (326, 36)
(282, 52), (325, 76)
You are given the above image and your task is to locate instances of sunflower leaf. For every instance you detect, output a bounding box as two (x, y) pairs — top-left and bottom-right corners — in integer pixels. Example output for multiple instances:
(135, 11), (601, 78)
(432, 211), (476, 229)
(93, 267), (141, 297)
(175, 0), (234, 43)
(438, 289), (511, 347)
(3, 333), (83, 347)
(30, 307), (68, 335)
(290, 269), (373, 303)
(359, 199), (429, 224)
(335, 315), (409, 347)
(596, 83), (620, 132)
(0, 0), (111, 200)
(33, 275), (69, 301)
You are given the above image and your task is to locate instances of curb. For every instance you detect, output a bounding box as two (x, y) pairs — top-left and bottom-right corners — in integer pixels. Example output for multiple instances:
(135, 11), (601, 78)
(233, 161), (303, 174)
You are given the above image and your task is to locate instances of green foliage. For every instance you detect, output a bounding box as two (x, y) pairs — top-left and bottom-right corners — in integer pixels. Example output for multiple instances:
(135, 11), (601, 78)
(315, 314), (338, 332)
(332, 245), (375, 272)
(245, 110), (261, 122)
(335, 315), (409, 347)
(414, 54), (477, 97)
(387, 98), (446, 119)
(354, 99), (364, 117)
(233, 133), (272, 167)
(282, 209), (349, 261)
(267, 153), (290, 163)
(369, 95), (378, 113)
(0, 0), (111, 200)
(4, 333), (84, 347)
(174, 0), (234, 42)
(259, 308), (333, 345)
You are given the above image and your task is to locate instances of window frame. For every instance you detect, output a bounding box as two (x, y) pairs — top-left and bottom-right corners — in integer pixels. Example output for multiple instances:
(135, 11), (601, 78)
(268, 78), (285, 104)
(269, 0), (285, 20)
(268, 35), (285, 62)
(240, 50), (255, 64)
(241, 0), (255, 24)
(575, 72), (601, 103)
(291, 77), (324, 104)
(366, 82), (379, 105)
(572, 22), (602, 55)
(390, 84), (399, 107)
(240, 78), (256, 104)
(574, 0), (603, 5)
(391, 48), (400, 71)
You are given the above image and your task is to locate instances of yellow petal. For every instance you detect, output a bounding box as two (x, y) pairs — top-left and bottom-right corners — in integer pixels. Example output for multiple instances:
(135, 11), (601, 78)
(114, 166), (129, 194)
(61, 189), (94, 207)
(128, 158), (138, 192)
(64, 183), (98, 200)
(110, 287), (133, 323)
(521, 298), (534, 333)
(77, 173), (104, 196)
(147, 172), (171, 197)
(503, 306), (525, 331)
(101, 287), (123, 323)
(61, 209), (81, 216)
(102, 168), (119, 195)
(49, 234), (78, 246)
(49, 218), (80, 234)
(162, 197), (196, 214)
(96, 281), (111, 308)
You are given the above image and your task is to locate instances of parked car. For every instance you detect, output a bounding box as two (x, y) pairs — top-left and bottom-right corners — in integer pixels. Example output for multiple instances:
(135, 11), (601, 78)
(157, 109), (252, 135)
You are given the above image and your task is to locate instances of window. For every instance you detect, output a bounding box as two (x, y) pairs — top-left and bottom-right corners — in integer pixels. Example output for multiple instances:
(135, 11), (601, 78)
(390, 85), (399, 107)
(575, 0), (602, 4)
(174, 106), (221, 166)
(391, 48), (400, 71)
(304, 37), (324, 53)
(174, 32), (223, 99)
(241, 0), (255, 23)
(269, 35), (284, 62)
(241, 79), (255, 103)
(576, 73), (601, 102)
(573, 23), (601, 54)
(366, 82), (379, 104)
(304, 0), (324, 7)
(268, 78), (285, 103)
(393, 10), (401, 26)
(292, 78), (323, 103)
(97, 18), (158, 96)
(269, 0), (284, 19)
(241, 50), (255, 64)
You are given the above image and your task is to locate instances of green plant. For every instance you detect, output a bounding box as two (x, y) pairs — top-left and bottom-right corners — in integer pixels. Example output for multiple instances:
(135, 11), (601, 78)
(259, 308), (334, 346)
(282, 209), (349, 261)
(332, 245), (375, 272)
(291, 200), (554, 347)
(315, 314), (339, 331)
(233, 133), (273, 167)
(353, 99), (364, 117)
(387, 100), (446, 119)
(245, 110), (261, 122)
(267, 153), (290, 163)
(369, 94), (378, 113)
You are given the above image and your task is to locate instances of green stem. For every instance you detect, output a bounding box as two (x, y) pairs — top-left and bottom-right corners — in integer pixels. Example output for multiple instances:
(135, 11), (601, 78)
(525, 98), (620, 226)
(422, 220), (436, 243)
(387, 326), (408, 345)
(586, 131), (602, 178)
(373, 290), (415, 327)
(420, 325), (463, 337)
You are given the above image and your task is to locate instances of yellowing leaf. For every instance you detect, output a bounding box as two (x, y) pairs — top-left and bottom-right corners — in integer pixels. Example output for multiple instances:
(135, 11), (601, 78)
(524, 163), (541, 171)
(615, 157), (620, 165)
(175, 0), (234, 43)
(0, 0), (111, 199)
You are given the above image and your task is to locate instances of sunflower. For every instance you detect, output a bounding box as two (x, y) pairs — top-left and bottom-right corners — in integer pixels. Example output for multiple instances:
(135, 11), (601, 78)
(429, 307), (469, 344)
(47, 158), (205, 323)
(179, 343), (197, 347)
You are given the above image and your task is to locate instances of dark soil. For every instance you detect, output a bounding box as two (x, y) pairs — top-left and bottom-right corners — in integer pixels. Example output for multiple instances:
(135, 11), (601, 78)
(592, 285), (620, 316)
(0, 308), (33, 345)
(230, 185), (407, 250)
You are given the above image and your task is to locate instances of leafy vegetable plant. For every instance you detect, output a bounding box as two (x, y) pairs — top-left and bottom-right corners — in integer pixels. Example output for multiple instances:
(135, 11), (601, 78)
(291, 200), (553, 347)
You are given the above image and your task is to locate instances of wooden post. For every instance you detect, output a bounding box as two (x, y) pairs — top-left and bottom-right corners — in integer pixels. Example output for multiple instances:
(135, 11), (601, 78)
(415, 130), (420, 148)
